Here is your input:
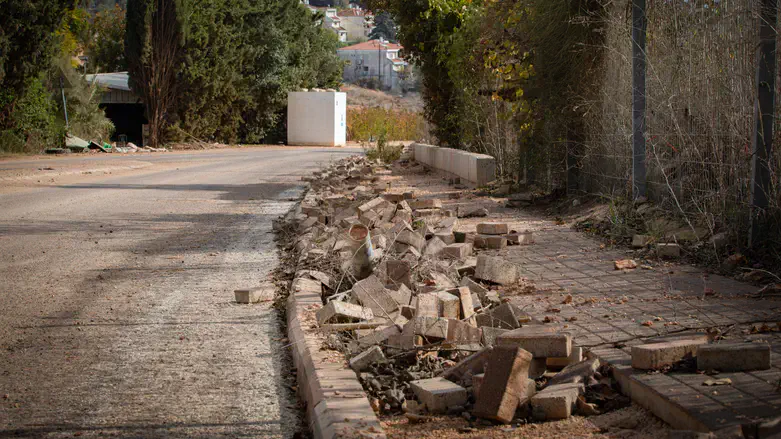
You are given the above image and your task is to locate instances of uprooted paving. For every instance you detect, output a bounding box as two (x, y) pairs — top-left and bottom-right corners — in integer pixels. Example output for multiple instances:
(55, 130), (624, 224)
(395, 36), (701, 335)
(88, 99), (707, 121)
(281, 153), (781, 438)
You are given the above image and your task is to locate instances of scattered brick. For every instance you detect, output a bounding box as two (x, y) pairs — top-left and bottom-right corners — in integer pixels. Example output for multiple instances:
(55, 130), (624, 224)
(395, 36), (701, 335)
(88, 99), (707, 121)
(549, 358), (600, 385)
(389, 283), (412, 306)
(697, 342), (771, 372)
(443, 243), (473, 260)
(410, 377), (468, 414)
(349, 346), (386, 372)
(476, 223), (509, 235)
(475, 302), (530, 329)
(352, 275), (399, 317)
(409, 199), (443, 210)
(481, 327), (509, 346)
(445, 319), (483, 348)
(632, 234), (651, 248)
(316, 301), (374, 326)
(423, 237), (447, 257)
(415, 293), (440, 318)
(473, 346), (533, 423)
(631, 338), (708, 370)
(435, 232), (456, 244)
(396, 229), (426, 251)
(531, 383), (584, 421)
(475, 255), (519, 285)
(496, 326), (571, 357)
(442, 347), (493, 382)
(436, 291), (461, 319)
(657, 243), (681, 258)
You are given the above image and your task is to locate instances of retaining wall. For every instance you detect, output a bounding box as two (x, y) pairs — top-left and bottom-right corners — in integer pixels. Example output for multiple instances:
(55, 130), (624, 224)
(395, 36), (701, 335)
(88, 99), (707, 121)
(411, 143), (496, 186)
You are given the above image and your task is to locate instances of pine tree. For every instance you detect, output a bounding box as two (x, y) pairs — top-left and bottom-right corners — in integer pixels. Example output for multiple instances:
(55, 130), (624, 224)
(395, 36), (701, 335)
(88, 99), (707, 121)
(368, 12), (397, 43)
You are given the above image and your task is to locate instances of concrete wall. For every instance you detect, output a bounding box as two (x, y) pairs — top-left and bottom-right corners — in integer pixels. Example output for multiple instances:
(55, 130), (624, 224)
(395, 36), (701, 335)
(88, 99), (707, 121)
(411, 143), (496, 186)
(287, 92), (347, 147)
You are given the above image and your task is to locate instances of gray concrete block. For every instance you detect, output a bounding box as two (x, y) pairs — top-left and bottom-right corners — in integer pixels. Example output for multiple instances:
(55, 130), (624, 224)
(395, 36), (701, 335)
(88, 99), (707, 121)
(497, 327), (572, 358)
(696, 342), (771, 372)
(476, 223), (509, 235)
(410, 377), (468, 414)
(316, 301), (374, 325)
(531, 382), (584, 420)
(475, 255), (519, 285)
(631, 338), (708, 370)
(349, 345), (386, 372)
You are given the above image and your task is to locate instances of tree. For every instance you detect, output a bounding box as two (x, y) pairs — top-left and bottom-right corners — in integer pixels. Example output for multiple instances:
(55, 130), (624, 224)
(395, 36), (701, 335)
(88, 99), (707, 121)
(368, 12), (396, 43)
(125, 0), (188, 147)
(0, 0), (74, 130)
(89, 4), (127, 73)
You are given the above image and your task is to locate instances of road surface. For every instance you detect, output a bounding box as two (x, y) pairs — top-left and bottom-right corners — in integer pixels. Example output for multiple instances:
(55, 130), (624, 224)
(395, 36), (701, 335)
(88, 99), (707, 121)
(0, 147), (360, 438)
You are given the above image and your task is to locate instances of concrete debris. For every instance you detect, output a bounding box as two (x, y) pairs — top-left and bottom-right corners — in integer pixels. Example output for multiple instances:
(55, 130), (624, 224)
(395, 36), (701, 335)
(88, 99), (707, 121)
(352, 275), (399, 317)
(410, 377), (467, 414)
(473, 346), (533, 423)
(696, 342), (771, 372)
(548, 358), (600, 385)
(531, 382), (584, 421)
(496, 326), (572, 357)
(350, 346), (386, 372)
(316, 301), (374, 325)
(631, 337), (708, 370)
(657, 242), (681, 258)
(475, 255), (519, 285)
(476, 223), (509, 235)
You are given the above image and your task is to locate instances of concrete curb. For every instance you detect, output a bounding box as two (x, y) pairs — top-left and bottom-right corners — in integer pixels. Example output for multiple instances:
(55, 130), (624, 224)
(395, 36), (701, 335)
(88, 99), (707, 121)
(286, 278), (387, 439)
(411, 142), (496, 186)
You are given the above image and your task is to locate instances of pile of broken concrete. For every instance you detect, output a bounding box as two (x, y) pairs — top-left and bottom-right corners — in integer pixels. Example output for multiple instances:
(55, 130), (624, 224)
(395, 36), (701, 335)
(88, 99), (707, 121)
(282, 155), (628, 426)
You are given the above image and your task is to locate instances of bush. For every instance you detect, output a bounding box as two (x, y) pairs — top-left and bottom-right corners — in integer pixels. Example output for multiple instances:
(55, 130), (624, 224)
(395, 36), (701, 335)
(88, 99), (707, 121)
(364, 127), (403, 163)
(0, 76), (62, 153)
(347, 107), (425, 142)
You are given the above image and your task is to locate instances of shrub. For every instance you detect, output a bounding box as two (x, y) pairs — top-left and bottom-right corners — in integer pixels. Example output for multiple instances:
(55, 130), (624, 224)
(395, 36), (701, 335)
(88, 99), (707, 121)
(347, 107), (425, 142)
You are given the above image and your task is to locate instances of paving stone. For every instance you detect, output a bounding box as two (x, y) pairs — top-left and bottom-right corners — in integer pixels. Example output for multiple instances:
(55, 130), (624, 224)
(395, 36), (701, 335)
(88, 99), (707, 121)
(406, 317), (449, 340)
(658, 243), (681, 258)
(442, 347), (493, 382)
(549, 358), (600, 385)
(631, 338), (708, 370)
(475, 302), (529, 329)
(632, 234), (651, 248)
(458, 205), (489, 218)
(396, 229), (426, 251)
(435, 232), (456, 244)
(354, 324), (402, 350)
(445, 319), (483, 347)
(400, 305), (416, 319)
(357, 197), (390, 217)
(389, 283), (412, 306)
(472, 373), (485, 398)
(471, 293), (482, 310)
(352, 275), (399, 317)
(476, 234), (507, 249)
(473, 346), (533, 423)
(460, 276), (488, 296)
(383, 193), (406, 203)
(443, 243), (473, 260)
(449, 286), (475, 322)
(475, 255), (519, 285)
(481, 327), (509, 346)
(436, 291), (461, 319)
(429, 271), (458, 289)
(415, 293), (440, 318)
(531, 383), (584, 420)
(497, 326), (572, 358)
(410, 377), (468, 414)
(455, 257), (477, 275)
(476, 223), (510, 235)
(394, 210), (413, 224)
(506, 231), (534, 245)
(697, 342), (771, 372)
(234, 286), (272, 304)
(316, 301), (374, 325)
(349, 346), (386, 372)
(410, 199), (443, 210)
(424, 237), (448, 257)
(548, 347), (584, 368)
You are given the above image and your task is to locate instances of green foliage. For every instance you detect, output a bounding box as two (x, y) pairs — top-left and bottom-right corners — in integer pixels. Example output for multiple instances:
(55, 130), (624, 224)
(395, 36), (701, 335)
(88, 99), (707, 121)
(57, 7), (92, 58)
(89, 5), (127, 73)
(0, 76), (62, 153)
(347, 107), (425, 142)
(368, 12), (397, 43)
(0, 0), (73, 129)
(54, 58), (115, 141)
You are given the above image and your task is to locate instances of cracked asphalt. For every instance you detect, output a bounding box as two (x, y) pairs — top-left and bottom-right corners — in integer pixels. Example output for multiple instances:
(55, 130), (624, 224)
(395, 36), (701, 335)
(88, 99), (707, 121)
(0, 147), (360, 438)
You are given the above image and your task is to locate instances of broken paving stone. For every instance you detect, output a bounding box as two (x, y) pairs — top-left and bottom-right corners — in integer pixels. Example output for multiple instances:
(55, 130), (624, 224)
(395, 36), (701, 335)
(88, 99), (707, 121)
(387, 259), (413, 288)
(234, 286), (273, 304)
(435, 232), (456, 244)
(442, 347), (493, 383)
(631, 337), (708, 370)
(475, 302), (530, 330)
(352, 275), (399, 317)
(497, 326), (571, 358)
(531, 382), (584, 421)
(436, 291), (461, 319)
(423, 237), (448, 257)
(506, 231), (534, 245)
(443, 243), (473, 260)
(406, 317), (449, 340)
(415, 293), (440, 318)
(548, 358), (599, 385)
(476, 223), (509, 235)
(528, 357), (547, 379)
(354, 325), (402, 350)
(547, 346), (584, 369)
(410, 377), (468, 414)
(455, 257), (477, 276)
(410, 199), (443, 210)
(458, 206), (489, 218)
(481, 327), (509, 346)
(350, 345), (386, 372)
(632, 234), (651, 248)
(614, 259), (638, 270)
(473, 346), (533, 423)
(657, 243), (681, 258)
(316, 301), (374, 326)
(450, 286), (475, 322)
(389, 283), (413, 307)
(445, 319), (483, 347)
(383, 193), (406, 203)
(429, 271), (458, 289)
(357, 197), (390, 217)
(400, 305), (416, 319)
(696, 342), (771, 372)
(298, 270), (333, 289)
(396, 230), (426, 251)
(475, 255), (519, 285)
(481, 235), (507, 250)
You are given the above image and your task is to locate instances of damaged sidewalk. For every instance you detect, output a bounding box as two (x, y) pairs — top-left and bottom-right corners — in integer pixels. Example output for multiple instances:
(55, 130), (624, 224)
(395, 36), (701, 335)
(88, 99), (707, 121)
(276, 152), (781, 439)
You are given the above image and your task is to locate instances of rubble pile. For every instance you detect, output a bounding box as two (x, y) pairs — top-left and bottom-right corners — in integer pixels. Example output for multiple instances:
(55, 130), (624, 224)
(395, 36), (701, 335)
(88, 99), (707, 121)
(279, 155), (638, 427)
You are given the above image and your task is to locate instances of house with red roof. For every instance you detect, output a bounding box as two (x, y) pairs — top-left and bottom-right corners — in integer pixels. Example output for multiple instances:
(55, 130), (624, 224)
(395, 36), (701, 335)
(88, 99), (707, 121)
(337, 39), (411, 92)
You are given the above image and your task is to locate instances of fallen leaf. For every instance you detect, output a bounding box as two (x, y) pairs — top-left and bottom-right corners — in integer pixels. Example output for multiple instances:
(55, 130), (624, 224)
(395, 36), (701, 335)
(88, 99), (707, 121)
(641, 321), (653, 327)
(614, 259), (638, 270)
(562, 294), (573, 304)
(704, 378), (732, 386)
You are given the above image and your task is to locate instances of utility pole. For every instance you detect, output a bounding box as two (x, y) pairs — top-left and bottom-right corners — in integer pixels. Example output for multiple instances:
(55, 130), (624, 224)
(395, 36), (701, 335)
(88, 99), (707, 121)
(378, 39), (382, 90)
(748, 0), (778, 247)
(631, 0), (647, 200)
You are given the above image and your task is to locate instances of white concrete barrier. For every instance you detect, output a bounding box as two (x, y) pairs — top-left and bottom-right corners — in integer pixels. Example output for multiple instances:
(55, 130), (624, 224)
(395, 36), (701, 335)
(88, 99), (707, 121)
(411, 143), (496, 186)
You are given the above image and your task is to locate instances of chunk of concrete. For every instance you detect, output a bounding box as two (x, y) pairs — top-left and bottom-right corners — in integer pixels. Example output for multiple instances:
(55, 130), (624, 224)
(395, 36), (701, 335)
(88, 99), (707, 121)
(316, 301), (374, 325)
(415, 293), (440, 318)
(549, 358), (600, 385)
(406, 317), (449, 340)
(481, 327), (509, 346)
(349, 346), (386, 372)
(475, 255), (519, 285)
(473, 346), (533, 423)
(389, 283), (413, 307)
(436, 291), (460, 319)
(410, 199), (443, 210)
(442, 243), (473, 260)
(410, 377), (467, 414)
(631, 338), (708, 370)
(352, 275), (399, 317)
(476, 223), (509, 235)
(531, 383), (584, 421)
(696, 342), (771, 372)
(657, 243), (681, 258)
(442, 347), (493, 382)
(234, 287), (272, 304)
(435, 232), (456, 244)
(497, 327), (572, 358)
(632, 234), (651, 248)
(475, 303), (530, 330)
(445, 319), (483, 347)
(396, 230), (426, 251)
(423, 237), (447, 257)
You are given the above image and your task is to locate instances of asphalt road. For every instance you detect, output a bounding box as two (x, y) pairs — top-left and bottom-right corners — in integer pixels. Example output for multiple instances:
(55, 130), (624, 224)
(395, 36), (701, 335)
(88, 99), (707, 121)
(0, 147), (360, 438)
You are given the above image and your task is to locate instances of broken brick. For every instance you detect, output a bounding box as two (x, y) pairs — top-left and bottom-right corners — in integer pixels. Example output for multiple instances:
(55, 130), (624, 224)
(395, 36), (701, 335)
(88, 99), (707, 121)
(410, 199), (443, 210)
(443, 243), (473, 260)
(476, 223), (509, 235)
(631, 338), (708, 370)
(549, 358), (600, 385)
(316, 301), (374, 325)
(387, 259), (413, 288)
(436, 291), (460, 319)
(352, 275), (399, 317)
(475, 303), (529, 329)
(423, 237), (447, 257)
(696, 342), (771, 372)
(442, 347), (493, 382)
(475, 255), (519, 285)
(410, 377), (467, 414)
(473, 346), (533, 423)
(445, 319), (483, 348)
(349, 345), (386, 372)
(531, 383), (584, 420)
(496, 326), (571, 358)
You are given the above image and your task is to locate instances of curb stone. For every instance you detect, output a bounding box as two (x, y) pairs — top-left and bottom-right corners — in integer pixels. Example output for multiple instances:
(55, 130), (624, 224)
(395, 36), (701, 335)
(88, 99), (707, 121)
(283, 197), (387, 439)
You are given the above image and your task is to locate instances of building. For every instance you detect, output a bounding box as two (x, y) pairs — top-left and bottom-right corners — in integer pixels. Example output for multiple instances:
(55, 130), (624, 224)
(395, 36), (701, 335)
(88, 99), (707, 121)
(337, 39), (410, 92)
(85, 72), (147, 145)
(336, 7), (374, 42)
(306, 6), (348, 42)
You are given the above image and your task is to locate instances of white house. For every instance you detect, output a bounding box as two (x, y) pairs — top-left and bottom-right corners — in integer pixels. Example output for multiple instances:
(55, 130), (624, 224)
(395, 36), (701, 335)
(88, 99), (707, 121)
(336, 7), (374, 42)
(307, 6), (348, 42)
(337, 39), (410, 92)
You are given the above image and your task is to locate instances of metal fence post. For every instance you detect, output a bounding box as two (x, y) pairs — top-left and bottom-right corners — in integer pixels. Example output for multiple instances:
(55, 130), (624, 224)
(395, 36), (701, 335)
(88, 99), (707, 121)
(631, 0), (647, 200)
(748, 0), (778, 247)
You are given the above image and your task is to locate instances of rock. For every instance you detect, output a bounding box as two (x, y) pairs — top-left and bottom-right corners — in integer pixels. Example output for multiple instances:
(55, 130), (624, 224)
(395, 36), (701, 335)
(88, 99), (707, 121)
(657, 243), (681, 258)
(497, 326), (572, 358)
(476, 223), (509, 235)
(614, 259), (638, 270)
(445, 319), (483, 348)
(316, 301), (374, 325)
(506, 231), (534, 245)
(390, 283), (413, 307)
(531, 382), (584, 421)
(481, 327), (509, 346)
(410, 199), (443, 210)
(436, 291), (461, 319)
(410, 377), (468, 414)
(350, 346), (386, 372)
(632, 234), (651, 248)
(397, 229), (426, 251)
(352, 275), (399, 317)
(457, 206), (489, 218)
(473, 346), (533, 423)
(696, 342), (771, 372)
(631, 338), (708, 370)
(423, 237), (448, 257)
(234, 286), (273, 304)
(548, 358), (600, 385)
(443, 243), (473, 260)
(475, 255), (519, 285)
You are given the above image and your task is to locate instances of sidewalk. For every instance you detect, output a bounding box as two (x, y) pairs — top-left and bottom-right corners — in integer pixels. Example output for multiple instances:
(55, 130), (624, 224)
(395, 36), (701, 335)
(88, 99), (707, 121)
(387, 165), (781, 435)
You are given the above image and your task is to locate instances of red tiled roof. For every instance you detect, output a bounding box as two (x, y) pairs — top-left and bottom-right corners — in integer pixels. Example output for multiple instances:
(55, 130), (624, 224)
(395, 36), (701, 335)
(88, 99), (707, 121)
(337, 40), (402, 51)
(337, 9), (367, 17)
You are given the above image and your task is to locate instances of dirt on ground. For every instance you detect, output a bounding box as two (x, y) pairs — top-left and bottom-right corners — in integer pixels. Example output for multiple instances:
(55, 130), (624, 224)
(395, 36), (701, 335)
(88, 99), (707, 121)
(342, 84), (424, 113)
